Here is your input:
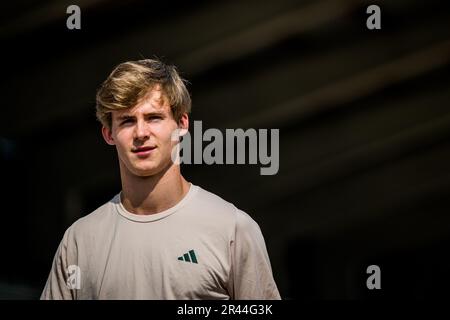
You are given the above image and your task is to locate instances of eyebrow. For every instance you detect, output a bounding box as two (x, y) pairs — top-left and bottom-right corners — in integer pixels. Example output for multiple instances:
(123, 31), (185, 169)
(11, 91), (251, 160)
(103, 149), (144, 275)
(117, 111), (166, 121)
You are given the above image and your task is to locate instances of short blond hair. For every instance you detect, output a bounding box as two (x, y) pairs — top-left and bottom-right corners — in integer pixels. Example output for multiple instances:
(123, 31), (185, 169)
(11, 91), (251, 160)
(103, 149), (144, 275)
(96, 59), (191, 129)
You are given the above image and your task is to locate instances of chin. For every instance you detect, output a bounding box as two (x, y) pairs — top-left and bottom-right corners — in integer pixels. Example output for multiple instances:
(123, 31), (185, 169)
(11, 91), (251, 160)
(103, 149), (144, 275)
(132, 166), (160, 177)
(126, 158), (173, 177)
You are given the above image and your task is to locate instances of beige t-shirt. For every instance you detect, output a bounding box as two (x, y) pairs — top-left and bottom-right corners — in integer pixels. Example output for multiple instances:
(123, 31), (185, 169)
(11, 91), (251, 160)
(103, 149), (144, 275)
(40, 184), (281, 300)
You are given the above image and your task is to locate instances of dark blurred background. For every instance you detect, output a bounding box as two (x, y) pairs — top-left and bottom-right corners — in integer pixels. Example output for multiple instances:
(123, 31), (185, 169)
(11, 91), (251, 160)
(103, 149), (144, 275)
(1, 0), (450, 299)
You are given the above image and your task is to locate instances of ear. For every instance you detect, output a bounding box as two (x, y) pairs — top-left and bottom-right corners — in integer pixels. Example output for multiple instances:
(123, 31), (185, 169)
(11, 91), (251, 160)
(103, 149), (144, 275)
(178, 113), (189, 136)
(101, 126), (115, 145)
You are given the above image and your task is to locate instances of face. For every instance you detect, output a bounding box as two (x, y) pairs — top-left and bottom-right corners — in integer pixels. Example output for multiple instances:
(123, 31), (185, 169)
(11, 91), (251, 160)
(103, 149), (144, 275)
(102, 85), (189, 177)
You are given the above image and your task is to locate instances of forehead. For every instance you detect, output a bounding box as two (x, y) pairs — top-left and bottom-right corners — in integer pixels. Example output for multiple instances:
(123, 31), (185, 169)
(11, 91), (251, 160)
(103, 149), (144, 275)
(114, 86), (171, 118)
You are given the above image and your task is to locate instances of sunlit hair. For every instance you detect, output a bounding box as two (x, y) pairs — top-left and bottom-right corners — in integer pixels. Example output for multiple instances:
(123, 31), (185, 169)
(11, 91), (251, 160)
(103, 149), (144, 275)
(96, 59), (191, 129)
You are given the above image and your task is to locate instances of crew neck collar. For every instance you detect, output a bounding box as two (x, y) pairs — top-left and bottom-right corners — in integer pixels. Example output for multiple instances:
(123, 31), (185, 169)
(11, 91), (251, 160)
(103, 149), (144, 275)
(114, 183), (198, 223)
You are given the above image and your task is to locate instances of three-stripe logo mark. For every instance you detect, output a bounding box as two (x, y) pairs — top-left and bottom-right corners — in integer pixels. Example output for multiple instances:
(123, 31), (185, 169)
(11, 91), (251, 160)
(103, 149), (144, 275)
(177, 249), (198, 264)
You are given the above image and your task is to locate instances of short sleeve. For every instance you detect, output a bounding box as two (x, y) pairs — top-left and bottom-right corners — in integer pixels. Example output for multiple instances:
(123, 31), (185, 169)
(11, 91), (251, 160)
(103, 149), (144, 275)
(40, 228), (77, 300)
(228, 209), (281, 300)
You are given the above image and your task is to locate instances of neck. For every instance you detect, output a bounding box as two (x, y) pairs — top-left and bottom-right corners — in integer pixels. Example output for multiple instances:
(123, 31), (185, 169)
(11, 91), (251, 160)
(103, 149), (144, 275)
(119, 162), (190, 215)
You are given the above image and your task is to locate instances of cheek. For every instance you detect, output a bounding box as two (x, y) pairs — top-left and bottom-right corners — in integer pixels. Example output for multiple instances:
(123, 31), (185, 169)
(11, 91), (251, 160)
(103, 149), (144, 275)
(156, 124), (178, 143)
(115, 130), (130, 145)
(114, 133), (131, 155)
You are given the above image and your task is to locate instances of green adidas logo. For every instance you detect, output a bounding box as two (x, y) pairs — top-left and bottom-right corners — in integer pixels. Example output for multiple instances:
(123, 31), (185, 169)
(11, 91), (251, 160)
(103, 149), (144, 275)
(177, 249), (198, 264)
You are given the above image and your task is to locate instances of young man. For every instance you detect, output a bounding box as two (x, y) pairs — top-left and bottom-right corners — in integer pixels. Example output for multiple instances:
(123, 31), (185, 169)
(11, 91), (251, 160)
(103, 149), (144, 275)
(41, 59), (281, 300)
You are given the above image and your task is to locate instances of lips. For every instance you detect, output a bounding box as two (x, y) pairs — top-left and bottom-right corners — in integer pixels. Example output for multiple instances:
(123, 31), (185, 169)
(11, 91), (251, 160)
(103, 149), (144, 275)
(133, 146), (156, 153)
(132, 146), (157, 157)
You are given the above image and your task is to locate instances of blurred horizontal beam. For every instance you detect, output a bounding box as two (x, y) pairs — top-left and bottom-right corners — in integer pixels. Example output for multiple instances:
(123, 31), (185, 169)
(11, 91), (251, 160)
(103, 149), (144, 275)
(228, 39), (450, 128)
(0, 0), (112, 39)
(179, 0), (355, 74)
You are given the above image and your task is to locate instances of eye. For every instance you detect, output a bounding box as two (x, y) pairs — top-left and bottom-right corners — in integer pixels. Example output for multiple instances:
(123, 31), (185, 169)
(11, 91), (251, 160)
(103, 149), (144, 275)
(148, 116), (163, 121)
(120, 119), (134, 125)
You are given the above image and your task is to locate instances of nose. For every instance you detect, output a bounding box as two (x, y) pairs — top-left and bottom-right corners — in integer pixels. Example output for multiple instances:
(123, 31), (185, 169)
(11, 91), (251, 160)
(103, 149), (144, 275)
(134, 118), (150, 141)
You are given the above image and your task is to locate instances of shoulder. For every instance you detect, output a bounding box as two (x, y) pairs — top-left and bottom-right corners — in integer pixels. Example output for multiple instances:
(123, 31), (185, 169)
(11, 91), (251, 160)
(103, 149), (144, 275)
(193, 185), (261, 231)
(193, 185), (236, 212)
(64, 194), (118, 242)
